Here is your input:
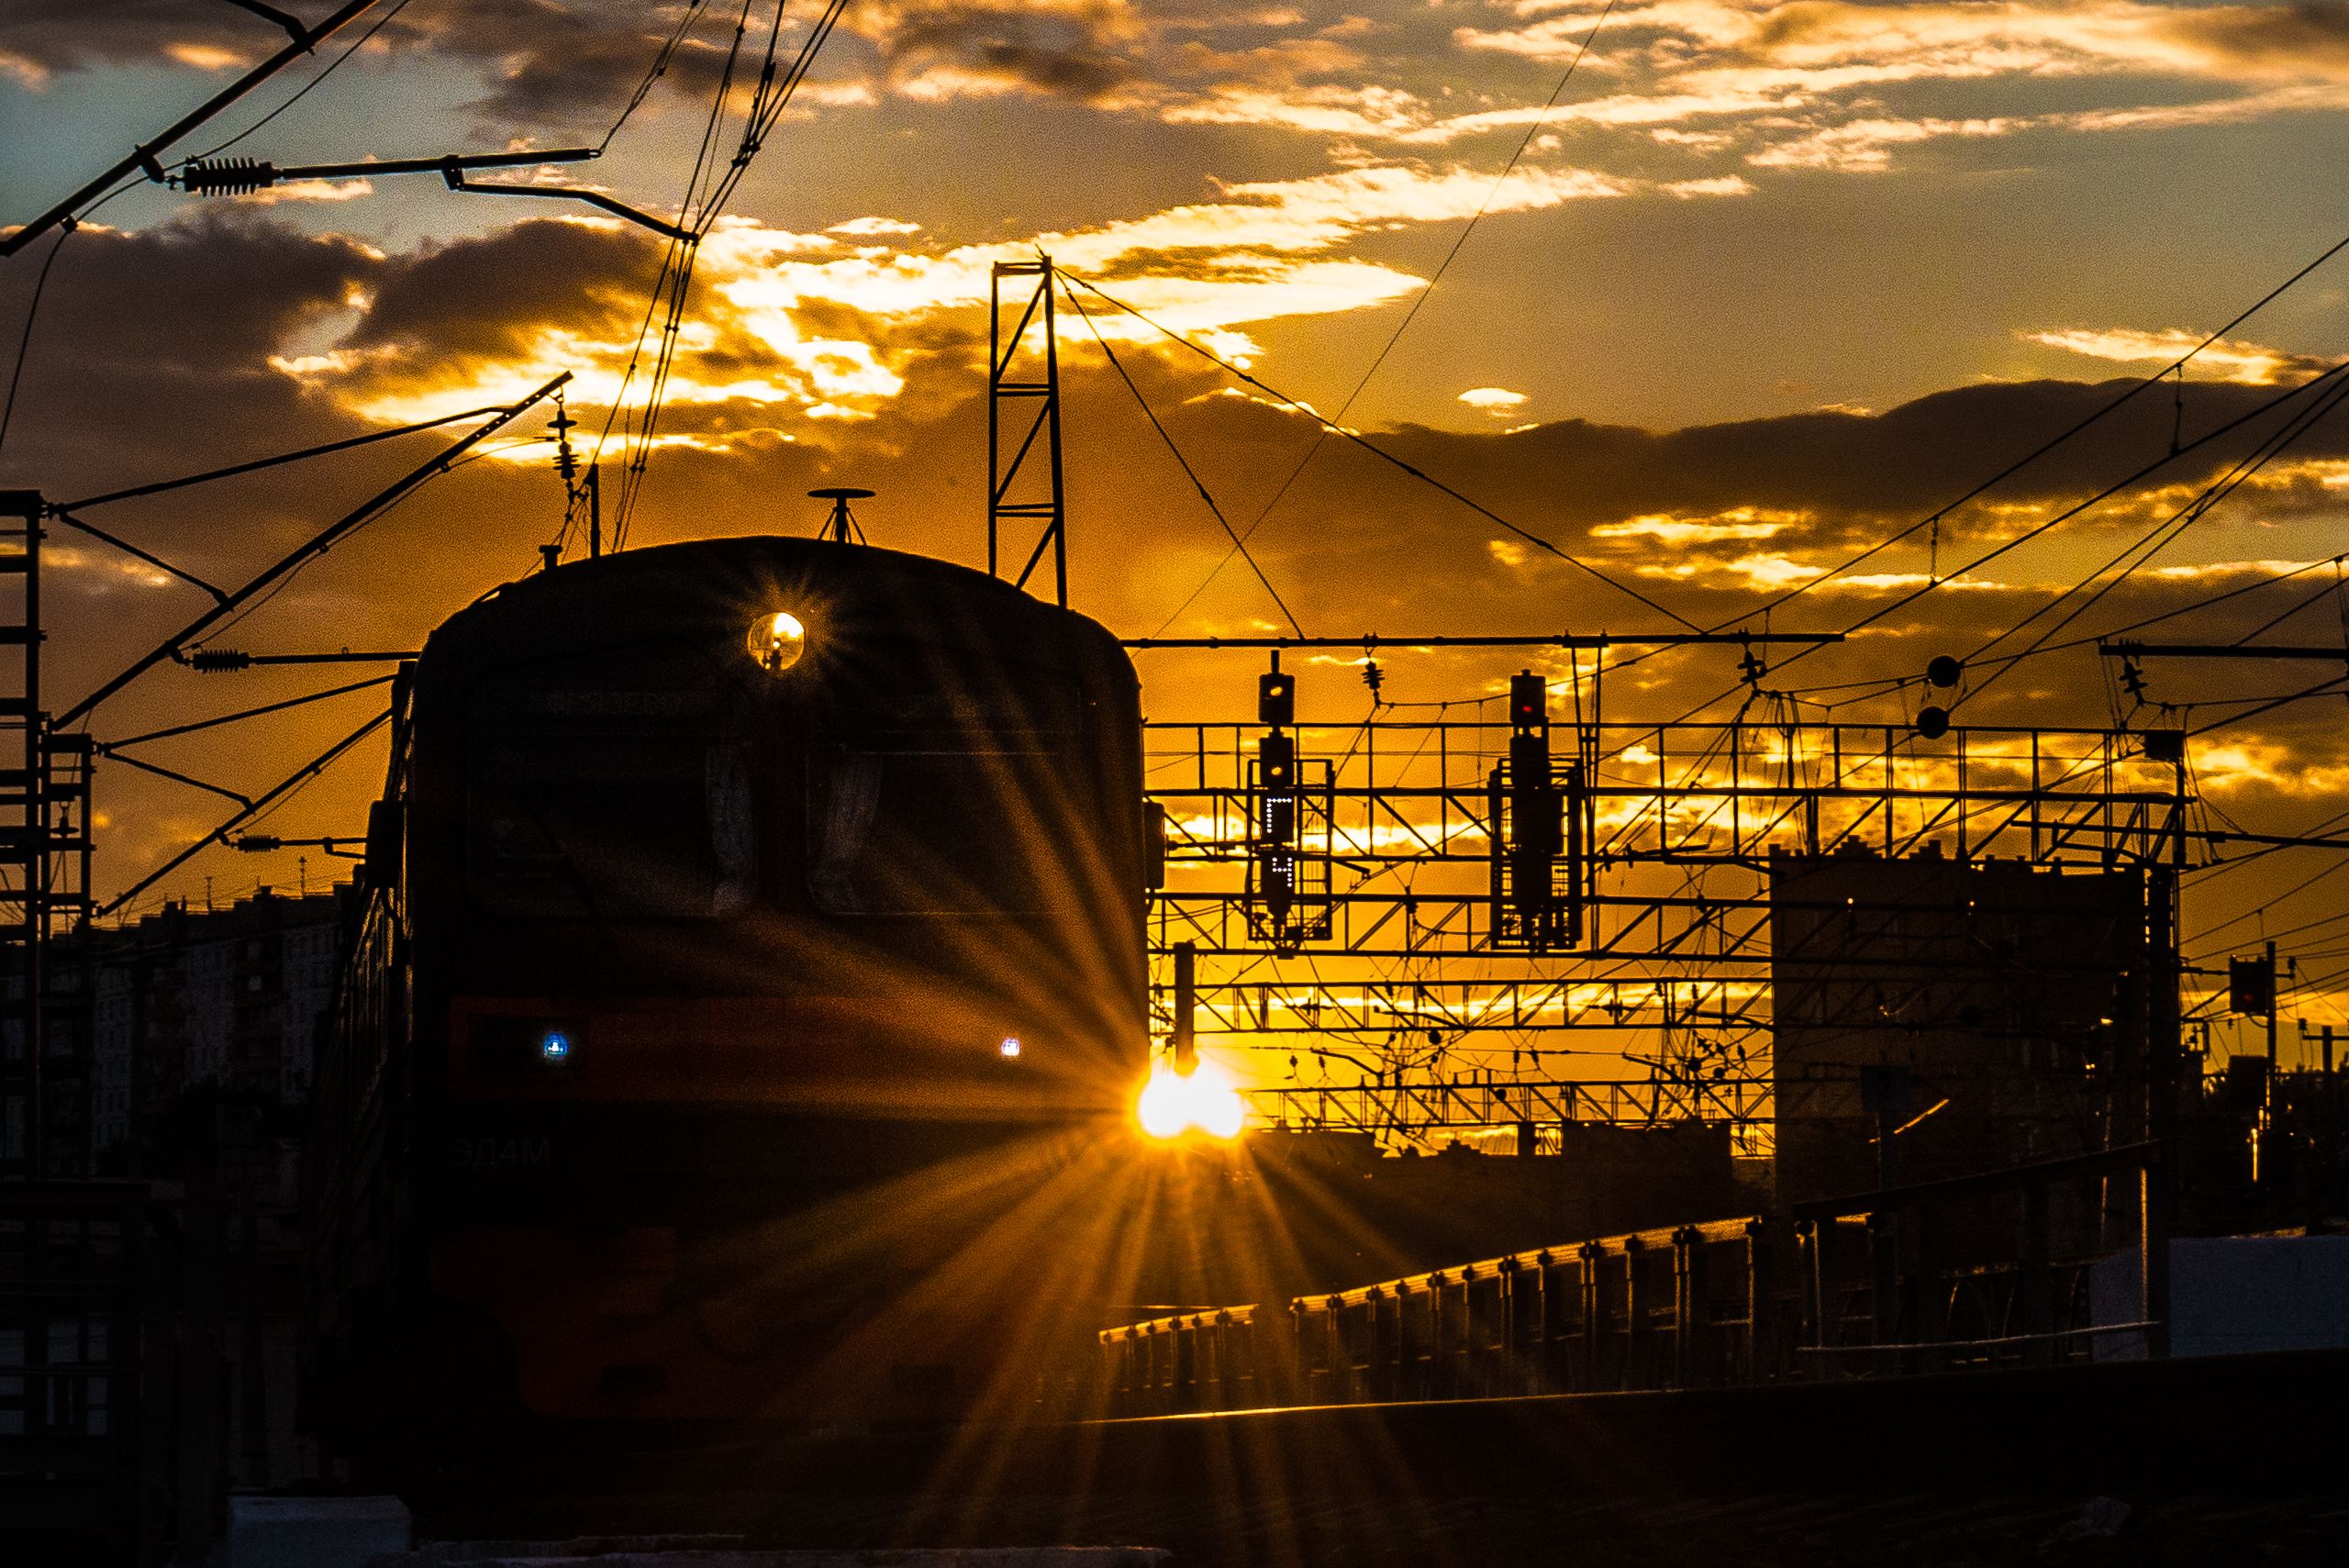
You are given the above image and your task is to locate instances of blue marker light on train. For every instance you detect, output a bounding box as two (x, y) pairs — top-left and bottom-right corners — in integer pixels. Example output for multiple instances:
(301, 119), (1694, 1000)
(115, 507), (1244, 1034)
(540, 1029), (573, 1062)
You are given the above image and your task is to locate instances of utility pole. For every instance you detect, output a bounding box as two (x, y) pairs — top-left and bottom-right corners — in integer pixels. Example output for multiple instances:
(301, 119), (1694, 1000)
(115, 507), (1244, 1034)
(1171, 941), (1197, 1075)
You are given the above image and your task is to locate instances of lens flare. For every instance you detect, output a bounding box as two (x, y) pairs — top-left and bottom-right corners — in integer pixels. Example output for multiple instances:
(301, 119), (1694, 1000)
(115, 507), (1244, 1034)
(1136, 1061), (1245, 1141)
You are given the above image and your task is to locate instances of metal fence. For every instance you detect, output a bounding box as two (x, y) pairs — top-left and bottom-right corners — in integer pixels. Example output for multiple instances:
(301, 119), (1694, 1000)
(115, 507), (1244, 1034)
(1098, 1143), (2163, 1416)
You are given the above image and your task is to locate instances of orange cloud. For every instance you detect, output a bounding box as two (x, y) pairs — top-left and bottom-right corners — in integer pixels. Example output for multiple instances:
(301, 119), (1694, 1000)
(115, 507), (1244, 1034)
(2023, 326), (2332, 385)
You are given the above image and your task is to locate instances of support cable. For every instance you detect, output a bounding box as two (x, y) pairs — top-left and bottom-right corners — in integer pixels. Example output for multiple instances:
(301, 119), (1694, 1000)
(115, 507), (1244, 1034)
(0, 0), (394, 258)
(1946, 364), (2349, 715)
(53, 403), (510, 510)
(100, 706), (392, 916)
(1056, 267), (1702, 632)
(176, 0), (417, 171)
(58, 369), (570, 727)
(101, 673), (395, 750)
(1162, 0), (1620, 630)
(1063, 286), (1304, 636)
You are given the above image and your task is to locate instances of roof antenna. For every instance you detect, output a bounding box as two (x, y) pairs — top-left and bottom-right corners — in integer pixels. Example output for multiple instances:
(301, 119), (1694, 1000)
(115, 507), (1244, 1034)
(809, 486), (873, 545)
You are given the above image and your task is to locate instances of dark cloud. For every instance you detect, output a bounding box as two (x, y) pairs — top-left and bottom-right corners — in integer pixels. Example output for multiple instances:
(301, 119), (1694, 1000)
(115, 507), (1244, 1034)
(2161, 1), (2349, 72)
(405, 0), (740, 132)
(345, 215), (661, 360)
(0, 0), (264, 75)
(0, 210), (377, 492)
(850, 1), (1142, 102)
(0, 1), (735, 134)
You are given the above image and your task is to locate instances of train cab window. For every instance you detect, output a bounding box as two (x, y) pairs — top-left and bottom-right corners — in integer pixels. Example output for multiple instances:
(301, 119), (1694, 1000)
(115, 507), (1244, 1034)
(806, 652), (1089, 918)
(469, 679), (756, 920)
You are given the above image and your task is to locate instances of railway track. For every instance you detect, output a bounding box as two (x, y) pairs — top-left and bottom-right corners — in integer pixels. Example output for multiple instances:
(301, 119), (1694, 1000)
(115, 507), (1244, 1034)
(388, 1347), (2349, 1563)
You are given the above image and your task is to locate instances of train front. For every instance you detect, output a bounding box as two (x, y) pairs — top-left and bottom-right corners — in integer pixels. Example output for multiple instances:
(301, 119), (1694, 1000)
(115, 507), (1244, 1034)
(384, 538), (1150, 1448)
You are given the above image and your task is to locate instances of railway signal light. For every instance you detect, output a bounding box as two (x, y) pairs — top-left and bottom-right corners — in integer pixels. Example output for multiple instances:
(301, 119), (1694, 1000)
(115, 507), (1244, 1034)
(2231, 955), (2275, 1018)
(1259, 655), (1295, 728)
(1490, 671), (1582, 951)
(1509, 672), (1546, 730)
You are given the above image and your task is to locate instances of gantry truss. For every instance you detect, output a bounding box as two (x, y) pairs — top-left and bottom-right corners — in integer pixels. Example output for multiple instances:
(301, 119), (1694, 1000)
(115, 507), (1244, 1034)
(1145, 698), (2193, 1136)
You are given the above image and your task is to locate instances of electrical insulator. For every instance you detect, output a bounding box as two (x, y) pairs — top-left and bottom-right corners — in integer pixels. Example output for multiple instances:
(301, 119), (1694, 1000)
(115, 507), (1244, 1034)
(550, 405), (578, 482)
(181, 158), (278, 195)
(1739, 645), (1766, 685)
(189, 649), (252, 673)
(233, 835), (282, 853)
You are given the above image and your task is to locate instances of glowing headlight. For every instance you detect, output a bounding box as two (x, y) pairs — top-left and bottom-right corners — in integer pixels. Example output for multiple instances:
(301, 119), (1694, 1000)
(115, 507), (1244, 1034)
(748, 610), (807, 673)
(1137, 1061), (1245, 1141)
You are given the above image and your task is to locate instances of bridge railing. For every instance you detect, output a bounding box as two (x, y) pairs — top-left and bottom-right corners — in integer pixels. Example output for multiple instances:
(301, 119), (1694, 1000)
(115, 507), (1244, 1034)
(1096, 1143), (2164, 1416)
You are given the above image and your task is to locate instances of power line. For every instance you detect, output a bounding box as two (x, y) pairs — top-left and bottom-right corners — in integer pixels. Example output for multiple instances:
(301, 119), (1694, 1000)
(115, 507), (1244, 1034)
(600, 1), (717, 152)
(1665, 356), (2349, 723)
(1063, 285), (1304, 636)
(1947, 362), (2349, 714)
(1055, 267), (1704, 632)
(1707, 223), (2349, 633)
(1155, 0), (1619, 631)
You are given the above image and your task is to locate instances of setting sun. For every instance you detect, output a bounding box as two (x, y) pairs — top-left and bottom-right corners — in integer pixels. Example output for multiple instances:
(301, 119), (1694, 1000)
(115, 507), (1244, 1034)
(1136, 1061), (1246, 1141)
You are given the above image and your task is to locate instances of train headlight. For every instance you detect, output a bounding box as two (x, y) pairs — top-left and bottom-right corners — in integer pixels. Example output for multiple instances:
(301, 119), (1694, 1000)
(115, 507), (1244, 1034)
(1137, 1061), (1244, 1141)
(998, 1037), (1023, 1059)
(747, 610), (807, 673)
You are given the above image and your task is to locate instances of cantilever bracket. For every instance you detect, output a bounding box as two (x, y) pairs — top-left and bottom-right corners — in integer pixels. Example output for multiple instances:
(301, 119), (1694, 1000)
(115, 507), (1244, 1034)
(217, 0), (312, 46)
(440, 161), (696, 243)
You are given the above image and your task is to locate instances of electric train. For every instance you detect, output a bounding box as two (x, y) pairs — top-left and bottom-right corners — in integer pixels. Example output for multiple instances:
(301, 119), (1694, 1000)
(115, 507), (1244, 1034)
(303, 536), (1157, 1475)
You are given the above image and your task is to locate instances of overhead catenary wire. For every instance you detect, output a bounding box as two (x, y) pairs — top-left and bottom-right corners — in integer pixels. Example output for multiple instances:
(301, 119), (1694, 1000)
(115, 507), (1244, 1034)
(1700, 222), (2349, 636)
(591, 0), (852, 553)
(1157, 0), (1621, 632)
(1943, 362), (2349, 715)
(1662, 355), (2349, 725)
(1063, 284), (1305, 637)
(1055, 266), (1704, 633)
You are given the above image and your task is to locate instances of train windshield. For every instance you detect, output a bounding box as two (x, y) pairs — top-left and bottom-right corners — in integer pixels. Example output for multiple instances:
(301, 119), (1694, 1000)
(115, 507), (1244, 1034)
(807, 674), (1085, 916)
(469, 678), (756, 920)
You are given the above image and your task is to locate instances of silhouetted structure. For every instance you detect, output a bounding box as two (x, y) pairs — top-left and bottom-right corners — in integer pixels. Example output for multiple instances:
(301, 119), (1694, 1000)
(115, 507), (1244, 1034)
(1770, 845), (2145, 1205)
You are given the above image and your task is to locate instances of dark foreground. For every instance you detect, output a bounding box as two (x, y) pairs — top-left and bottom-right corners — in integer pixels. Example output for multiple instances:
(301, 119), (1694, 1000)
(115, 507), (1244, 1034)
(395, 1347), (2349, 1565)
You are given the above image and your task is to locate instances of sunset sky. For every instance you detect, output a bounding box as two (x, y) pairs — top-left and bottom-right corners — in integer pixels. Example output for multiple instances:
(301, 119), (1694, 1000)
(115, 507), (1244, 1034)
(7, 0), (2349, 1075)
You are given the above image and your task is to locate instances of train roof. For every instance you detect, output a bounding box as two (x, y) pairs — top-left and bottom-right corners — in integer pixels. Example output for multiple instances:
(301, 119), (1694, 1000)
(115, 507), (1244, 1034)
(419, 535), (1129, 675)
